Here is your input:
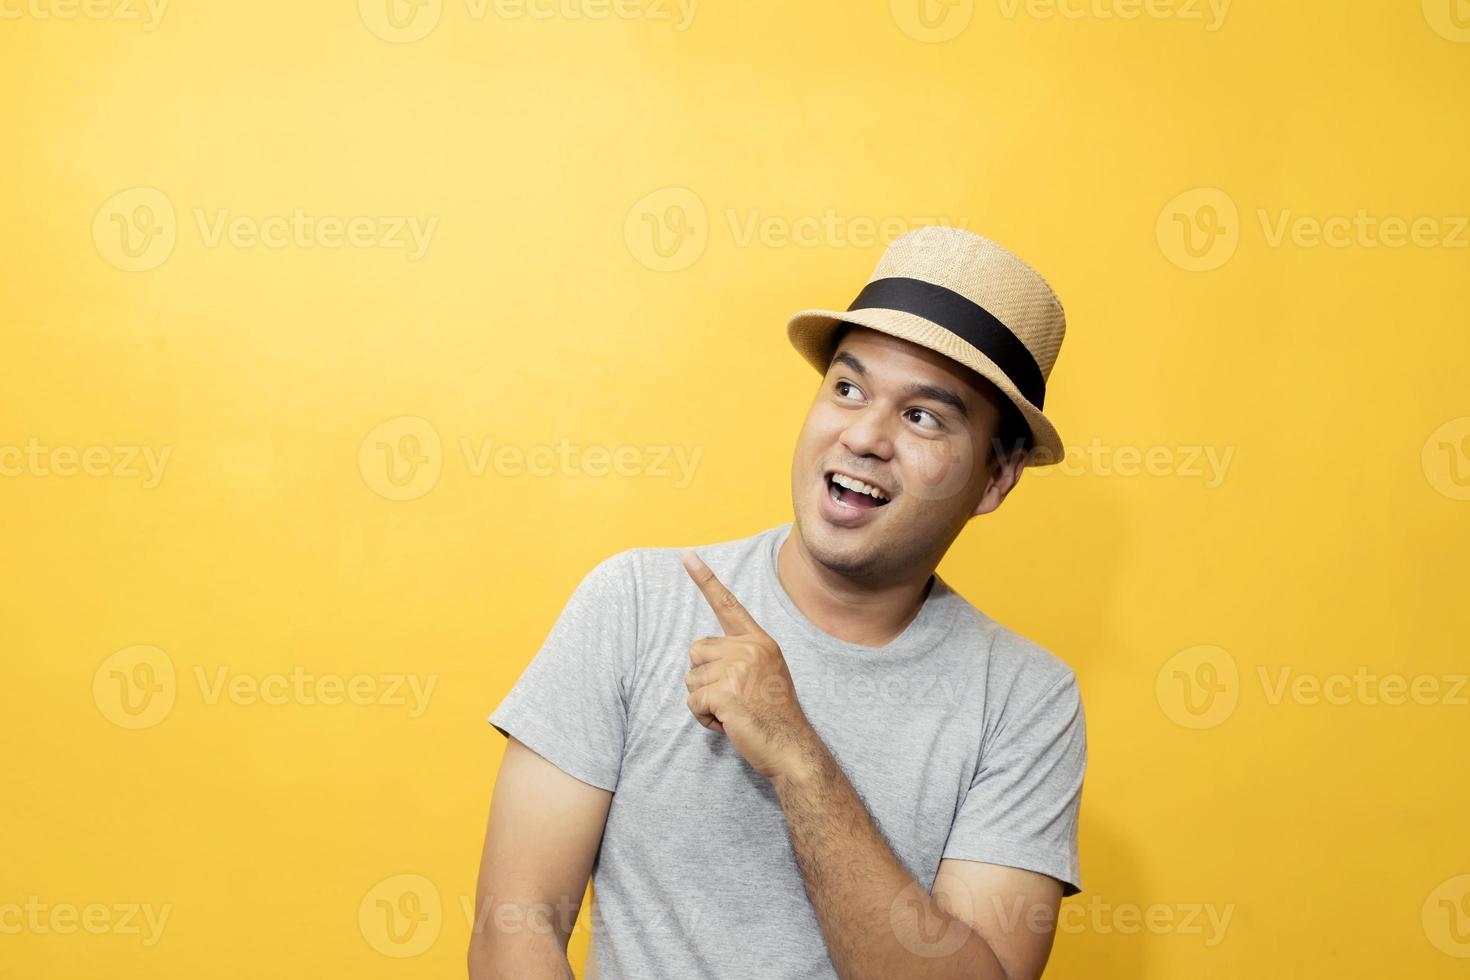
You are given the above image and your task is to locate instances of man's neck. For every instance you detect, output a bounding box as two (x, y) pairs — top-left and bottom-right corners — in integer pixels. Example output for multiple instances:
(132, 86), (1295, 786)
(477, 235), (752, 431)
(775, 529), (936, 649)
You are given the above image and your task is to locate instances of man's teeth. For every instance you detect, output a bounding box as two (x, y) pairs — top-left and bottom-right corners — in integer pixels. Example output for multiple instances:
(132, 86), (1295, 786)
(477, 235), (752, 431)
(830, 473), (890, 502)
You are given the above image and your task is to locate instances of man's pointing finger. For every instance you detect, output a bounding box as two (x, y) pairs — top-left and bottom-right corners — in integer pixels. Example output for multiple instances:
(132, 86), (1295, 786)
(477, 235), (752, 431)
(682, 549), (758, 636)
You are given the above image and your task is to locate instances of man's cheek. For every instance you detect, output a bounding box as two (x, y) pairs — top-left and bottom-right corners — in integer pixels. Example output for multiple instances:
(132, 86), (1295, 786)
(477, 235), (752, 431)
(896, 441), (974, 503)
(804, 421), (849, 460)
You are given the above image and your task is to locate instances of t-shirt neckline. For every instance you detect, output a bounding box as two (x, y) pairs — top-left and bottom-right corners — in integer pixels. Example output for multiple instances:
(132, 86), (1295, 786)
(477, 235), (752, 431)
(762, 521), (961, 659)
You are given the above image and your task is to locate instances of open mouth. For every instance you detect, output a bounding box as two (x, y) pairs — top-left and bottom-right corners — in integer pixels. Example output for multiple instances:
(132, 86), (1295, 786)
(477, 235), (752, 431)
(825, 471), (893, 511)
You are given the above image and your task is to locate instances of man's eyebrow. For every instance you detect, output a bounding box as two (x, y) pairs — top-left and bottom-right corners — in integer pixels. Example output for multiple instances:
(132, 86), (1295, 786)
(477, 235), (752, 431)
(903, 382), (970, 420)
(830, 349), (971, 420)
(831, 350), (867, 376)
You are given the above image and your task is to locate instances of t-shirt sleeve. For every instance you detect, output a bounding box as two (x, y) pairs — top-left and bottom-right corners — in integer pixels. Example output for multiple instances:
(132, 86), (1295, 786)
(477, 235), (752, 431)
(941, 668), (1087, 896)
(486, 549), (639, 793)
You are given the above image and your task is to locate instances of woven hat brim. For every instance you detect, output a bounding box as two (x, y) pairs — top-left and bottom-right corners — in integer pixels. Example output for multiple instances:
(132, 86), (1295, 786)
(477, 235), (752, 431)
(786, 307), (1064, 464)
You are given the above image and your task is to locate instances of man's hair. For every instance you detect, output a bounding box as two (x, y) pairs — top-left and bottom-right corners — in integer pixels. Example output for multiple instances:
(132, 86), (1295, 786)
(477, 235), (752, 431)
(827, 322), (1033, 471)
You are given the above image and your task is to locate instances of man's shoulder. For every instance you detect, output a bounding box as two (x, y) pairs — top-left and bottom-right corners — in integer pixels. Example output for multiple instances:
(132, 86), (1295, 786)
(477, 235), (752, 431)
(952, 599), (1079, 698)
(946, 606), (1085, 748)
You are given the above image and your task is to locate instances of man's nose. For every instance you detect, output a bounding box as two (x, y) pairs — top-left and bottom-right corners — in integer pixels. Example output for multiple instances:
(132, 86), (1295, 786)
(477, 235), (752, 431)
(839, 405), (895, 460)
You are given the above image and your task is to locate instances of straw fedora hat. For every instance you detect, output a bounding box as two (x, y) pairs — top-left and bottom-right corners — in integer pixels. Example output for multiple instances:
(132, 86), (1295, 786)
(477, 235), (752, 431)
(786, 226), (1067, 464)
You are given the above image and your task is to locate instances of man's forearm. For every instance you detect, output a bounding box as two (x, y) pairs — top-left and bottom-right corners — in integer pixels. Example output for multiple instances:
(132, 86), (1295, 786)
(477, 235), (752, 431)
(771, 737), (1010, 980)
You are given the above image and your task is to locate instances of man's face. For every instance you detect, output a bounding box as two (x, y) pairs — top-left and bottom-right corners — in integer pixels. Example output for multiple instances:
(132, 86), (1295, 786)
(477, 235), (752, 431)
(789, 326), (1021, 583)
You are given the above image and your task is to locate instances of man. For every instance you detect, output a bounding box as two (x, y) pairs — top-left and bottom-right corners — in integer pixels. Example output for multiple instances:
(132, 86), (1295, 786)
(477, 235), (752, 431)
(468, 226), (1086, 980)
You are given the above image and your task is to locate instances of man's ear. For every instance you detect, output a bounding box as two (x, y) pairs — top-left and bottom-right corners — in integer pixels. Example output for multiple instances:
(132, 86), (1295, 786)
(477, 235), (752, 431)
(971, 446), (1027, 518)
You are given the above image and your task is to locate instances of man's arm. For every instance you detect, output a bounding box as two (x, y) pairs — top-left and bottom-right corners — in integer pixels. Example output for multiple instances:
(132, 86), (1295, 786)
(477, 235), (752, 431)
(678, 551), (1067, 979)
(467, 736), (613, 980)
(772, 738), (1063, 980)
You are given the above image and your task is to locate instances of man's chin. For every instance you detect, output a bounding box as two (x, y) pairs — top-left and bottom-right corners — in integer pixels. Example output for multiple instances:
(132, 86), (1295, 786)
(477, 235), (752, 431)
(796, 514), (881, 574)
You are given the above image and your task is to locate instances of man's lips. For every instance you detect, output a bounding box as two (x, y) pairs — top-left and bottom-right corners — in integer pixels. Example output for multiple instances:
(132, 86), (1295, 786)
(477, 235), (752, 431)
(819, 470), (893, 526)
(823, 468), (894, 502)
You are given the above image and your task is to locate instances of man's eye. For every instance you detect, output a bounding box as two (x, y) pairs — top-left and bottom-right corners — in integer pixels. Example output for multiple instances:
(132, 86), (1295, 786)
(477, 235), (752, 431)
(906, 408), (942, 430)
(834, 380), (862, 400)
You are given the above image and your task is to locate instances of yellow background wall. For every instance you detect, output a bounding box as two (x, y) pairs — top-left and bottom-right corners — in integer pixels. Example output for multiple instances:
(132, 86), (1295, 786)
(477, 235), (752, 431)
(4, 0), (1467, 976)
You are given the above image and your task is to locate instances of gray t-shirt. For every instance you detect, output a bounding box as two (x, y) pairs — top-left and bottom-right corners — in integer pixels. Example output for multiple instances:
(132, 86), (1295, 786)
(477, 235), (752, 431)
(487, 521), (1086, 979)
